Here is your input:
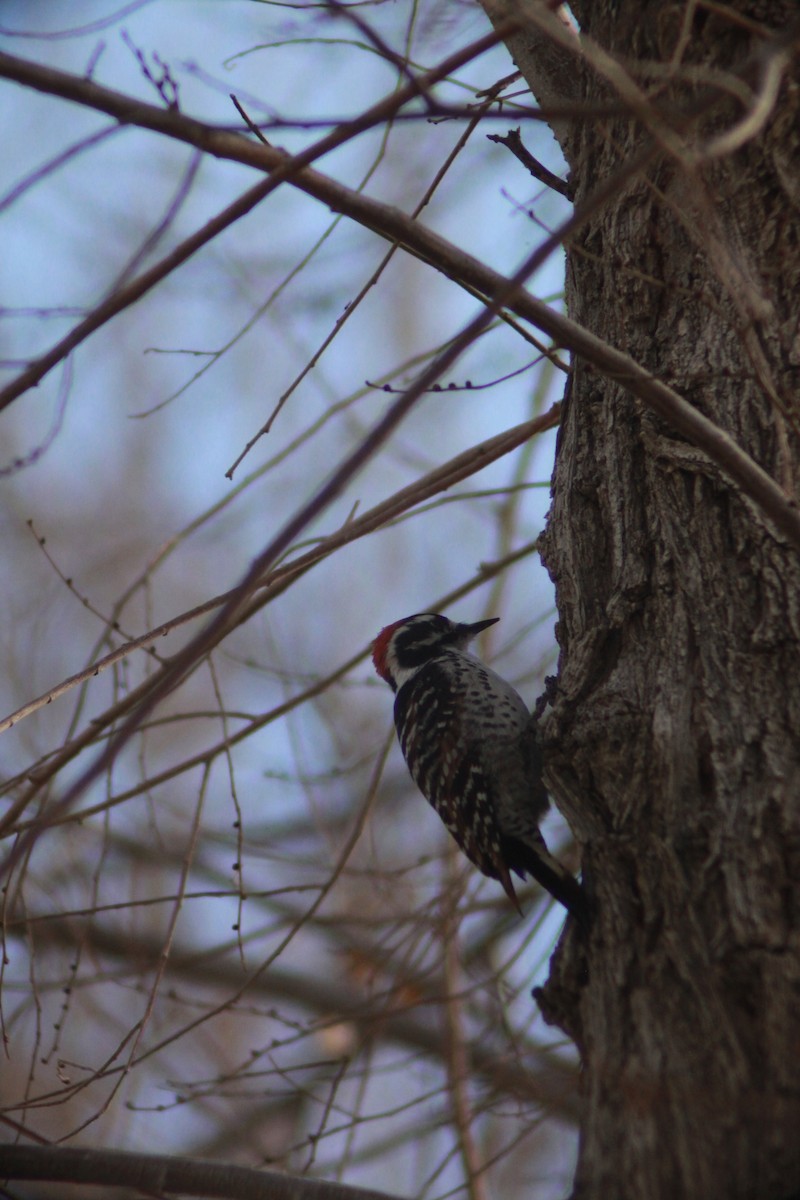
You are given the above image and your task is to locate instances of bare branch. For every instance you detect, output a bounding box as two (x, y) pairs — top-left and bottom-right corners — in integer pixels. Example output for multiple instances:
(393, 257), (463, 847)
(0, 409), (558, 748)
(0, 1144), (401, 1200)
(2, 49), (797, 559)
(23, 918), (581, 1118)
(487, 126), (571, 196)
(481, 0), (582, 160)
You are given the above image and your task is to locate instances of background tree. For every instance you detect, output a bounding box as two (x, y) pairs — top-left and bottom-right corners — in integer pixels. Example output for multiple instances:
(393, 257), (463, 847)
(1, 3), (799, 1199)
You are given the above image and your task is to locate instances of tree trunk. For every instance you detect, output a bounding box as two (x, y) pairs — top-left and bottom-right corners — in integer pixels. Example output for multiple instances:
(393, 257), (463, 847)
(482, 3), (800, 1197)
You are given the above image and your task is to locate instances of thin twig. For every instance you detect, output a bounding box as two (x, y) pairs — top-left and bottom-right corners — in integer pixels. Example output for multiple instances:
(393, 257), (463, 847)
(6, 540), (544, 837)
(2, 50), (796, 557)
(0, 27), (515, 414)
(488, 126), (571, 197)
(0, 409), (558, 748)
(442, 858), (489, 1200)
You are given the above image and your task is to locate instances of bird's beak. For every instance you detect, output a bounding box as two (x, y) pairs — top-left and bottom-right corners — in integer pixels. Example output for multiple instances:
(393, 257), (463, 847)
(463, 617), (500, 638)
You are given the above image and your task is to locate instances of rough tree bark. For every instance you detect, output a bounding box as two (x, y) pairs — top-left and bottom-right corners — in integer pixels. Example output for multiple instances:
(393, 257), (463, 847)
(481, 3), (800, 1198)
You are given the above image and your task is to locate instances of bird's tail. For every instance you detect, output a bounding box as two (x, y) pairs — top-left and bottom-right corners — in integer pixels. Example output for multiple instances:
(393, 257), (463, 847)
(505, 830), (590, 927)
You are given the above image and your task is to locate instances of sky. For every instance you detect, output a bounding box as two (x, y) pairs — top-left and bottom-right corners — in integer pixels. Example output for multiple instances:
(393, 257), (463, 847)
(0, 3), (577, 1194)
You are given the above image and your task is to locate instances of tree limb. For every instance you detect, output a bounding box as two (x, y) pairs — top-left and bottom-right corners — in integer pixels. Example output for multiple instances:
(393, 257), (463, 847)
(0, 1144), (399, 1200)
(2, 49), (797, 557)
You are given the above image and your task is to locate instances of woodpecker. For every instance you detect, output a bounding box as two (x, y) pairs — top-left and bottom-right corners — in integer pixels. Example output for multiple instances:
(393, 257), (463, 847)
(372, 613), (587, 925)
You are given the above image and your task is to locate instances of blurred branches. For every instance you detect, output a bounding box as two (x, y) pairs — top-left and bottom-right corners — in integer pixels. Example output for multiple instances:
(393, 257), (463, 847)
(4, 1), (795, 1197)
(0, 5), (578, 1193)
(2, 46), (798, 552)
(0, 1143), (401, 1200)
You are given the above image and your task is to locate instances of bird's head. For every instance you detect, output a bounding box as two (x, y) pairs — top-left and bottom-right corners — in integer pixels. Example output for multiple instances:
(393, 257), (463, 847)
(371, 612), (498, 692)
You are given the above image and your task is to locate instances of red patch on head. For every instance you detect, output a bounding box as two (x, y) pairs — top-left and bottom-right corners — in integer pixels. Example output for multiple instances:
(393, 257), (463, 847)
(371, 621), (403, 682)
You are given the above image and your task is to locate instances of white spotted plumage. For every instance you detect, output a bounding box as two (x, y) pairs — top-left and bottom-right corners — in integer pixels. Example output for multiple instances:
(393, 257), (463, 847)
(372, 613), (587, 923)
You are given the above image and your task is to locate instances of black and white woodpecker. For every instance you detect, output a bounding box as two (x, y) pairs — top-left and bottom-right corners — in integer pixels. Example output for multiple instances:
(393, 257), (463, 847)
(372, 613), (587, 925)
